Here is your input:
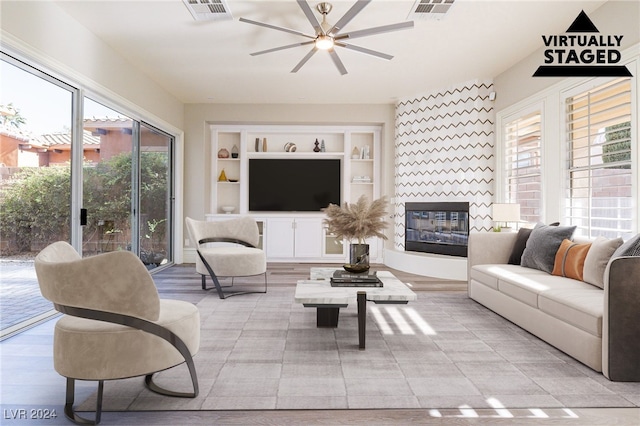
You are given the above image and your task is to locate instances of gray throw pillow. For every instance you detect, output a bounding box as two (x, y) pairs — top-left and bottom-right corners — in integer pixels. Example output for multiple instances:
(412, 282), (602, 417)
(508, 222), (560, 265)
(583, 236), (623, 289)
(612, 233), (640, 258)
(521, 223), (576, 273)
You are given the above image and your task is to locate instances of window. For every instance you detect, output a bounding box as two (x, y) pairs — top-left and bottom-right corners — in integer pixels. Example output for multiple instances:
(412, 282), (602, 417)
(503, 109), (543, 224)
(0, 51), (176, 337)
(565, 77), (633, 238)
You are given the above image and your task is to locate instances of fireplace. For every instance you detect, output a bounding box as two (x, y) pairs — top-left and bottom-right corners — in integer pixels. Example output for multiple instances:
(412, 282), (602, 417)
(405, 202), (470, 257)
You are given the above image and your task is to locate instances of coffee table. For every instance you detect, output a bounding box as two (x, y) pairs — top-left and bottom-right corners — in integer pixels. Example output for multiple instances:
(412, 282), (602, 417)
(294, 268), (417, 349)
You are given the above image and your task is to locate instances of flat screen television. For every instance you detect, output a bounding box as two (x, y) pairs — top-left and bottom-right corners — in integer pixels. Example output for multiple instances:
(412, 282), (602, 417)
(249, 159), (341, 212)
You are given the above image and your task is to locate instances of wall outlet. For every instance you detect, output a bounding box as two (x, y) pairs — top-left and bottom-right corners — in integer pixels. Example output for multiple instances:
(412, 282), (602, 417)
(184, 238), (190, 247)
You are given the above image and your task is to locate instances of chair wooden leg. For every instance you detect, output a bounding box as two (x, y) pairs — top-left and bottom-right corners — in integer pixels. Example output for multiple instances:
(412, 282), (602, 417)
(64, 378), (104, 425)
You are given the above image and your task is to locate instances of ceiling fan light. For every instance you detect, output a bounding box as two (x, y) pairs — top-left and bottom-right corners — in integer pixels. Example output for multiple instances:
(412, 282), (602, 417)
(315, 35), (334, 50)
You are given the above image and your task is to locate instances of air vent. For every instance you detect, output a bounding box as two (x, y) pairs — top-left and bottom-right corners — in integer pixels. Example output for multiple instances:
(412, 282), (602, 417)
(408, 0), (455, 20)
(182, 0), (233, 21)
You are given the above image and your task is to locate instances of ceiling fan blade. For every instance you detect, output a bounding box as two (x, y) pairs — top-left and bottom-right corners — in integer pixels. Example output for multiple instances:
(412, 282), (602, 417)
(239, 17), (315, 40)
(296, 0), (323, 35)
(335, 21), (414, 41)
(335, 42), (393, 60)
(251, 41), (315, 56)
(291, 47), (318, 73)
(328, 0), (371, 35)
(328, 49), (348, 75)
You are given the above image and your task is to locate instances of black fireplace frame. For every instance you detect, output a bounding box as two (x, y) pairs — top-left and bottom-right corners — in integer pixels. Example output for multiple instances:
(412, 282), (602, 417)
(404, 202), (470, 257)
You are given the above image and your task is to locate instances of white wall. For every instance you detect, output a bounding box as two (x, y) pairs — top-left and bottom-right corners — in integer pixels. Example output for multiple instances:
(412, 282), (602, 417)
(0, 1), (184, 130)
(493, 1), (640, 111)
(182, 103), (396, 249)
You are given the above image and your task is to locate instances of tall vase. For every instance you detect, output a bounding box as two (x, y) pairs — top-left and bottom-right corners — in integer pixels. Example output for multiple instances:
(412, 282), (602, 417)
(347, 243), (370, 273)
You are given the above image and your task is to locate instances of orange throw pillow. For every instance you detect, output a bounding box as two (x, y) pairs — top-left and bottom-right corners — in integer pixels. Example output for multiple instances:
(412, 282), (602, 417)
(552, 239), (592, 281)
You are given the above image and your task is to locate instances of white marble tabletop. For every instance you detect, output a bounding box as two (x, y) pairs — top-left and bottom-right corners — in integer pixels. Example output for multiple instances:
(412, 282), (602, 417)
(295, 268), (417, 305)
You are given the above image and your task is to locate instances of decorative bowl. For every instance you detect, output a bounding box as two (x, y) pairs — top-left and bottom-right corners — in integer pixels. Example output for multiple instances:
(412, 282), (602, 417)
(221, 206), (235, 214)
(343, 263), (370, 273)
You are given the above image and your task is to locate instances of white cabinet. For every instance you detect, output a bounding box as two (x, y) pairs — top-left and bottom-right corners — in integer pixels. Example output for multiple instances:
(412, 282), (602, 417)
(294, 218), (323, 258)
(208, 124), (382, 263)
(265, 217), (322, 259)
(265, 218), (295, 258)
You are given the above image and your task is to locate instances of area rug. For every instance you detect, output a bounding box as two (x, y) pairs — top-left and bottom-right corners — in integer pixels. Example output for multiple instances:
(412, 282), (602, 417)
(79, 288), (640, 411)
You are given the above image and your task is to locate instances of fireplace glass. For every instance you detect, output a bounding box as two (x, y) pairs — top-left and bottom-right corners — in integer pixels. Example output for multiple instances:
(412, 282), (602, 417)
(405, 202), (469, 257)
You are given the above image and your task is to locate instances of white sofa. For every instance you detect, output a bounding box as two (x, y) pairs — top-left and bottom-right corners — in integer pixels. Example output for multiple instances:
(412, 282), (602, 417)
(467, 231), (640, 381)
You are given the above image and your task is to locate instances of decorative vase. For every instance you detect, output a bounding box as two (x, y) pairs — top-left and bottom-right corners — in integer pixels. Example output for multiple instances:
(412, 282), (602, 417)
(217, 148), (229, 158)
(218, 169), (228, 182)
(345, 243), (370, 273)
(231, 145), (239, 158)
(313, 138), (321, 152)
(351, 146), (360, 159)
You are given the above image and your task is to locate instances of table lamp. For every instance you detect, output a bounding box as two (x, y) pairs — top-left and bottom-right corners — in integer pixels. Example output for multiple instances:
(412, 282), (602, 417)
(492, 203), (521, 232)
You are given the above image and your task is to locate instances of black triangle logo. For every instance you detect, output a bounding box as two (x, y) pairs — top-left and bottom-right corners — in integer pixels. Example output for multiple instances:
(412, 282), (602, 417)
(566, 10), (599, 33)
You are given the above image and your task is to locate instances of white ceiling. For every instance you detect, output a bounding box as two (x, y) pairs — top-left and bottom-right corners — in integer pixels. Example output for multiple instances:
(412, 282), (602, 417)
(55, 0), (608, 104)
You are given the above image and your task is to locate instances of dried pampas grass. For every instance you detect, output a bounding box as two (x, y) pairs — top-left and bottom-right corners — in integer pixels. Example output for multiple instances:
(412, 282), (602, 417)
(323, 195), (389, 244)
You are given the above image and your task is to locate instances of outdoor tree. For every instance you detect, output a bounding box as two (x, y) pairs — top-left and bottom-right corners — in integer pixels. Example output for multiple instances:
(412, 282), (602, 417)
(602, 121), (631, 168)
(0, 166), (71, 252)
(0, 151), (168, 256)
(0, 103), (27, 128)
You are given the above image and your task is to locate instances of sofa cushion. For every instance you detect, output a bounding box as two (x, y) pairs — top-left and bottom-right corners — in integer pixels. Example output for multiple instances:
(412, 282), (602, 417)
(538, 288), (603, 337)
(508, 228), (533, 265)
(507, 222), (560, 265)
(612, 233), (640, 258)
(551, 239), (592, 281)
(583, 236), (623, 289)
(521, 223), (576, 273)
(497, 271), (592, 308)
(470, 264), (544, 290)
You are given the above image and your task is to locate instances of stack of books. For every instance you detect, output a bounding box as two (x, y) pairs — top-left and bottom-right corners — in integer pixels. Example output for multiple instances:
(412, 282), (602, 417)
(330, 270), (383, 287)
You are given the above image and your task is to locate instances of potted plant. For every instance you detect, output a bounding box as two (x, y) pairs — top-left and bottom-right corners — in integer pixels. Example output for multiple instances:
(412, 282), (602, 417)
(323, 195), (389, 272)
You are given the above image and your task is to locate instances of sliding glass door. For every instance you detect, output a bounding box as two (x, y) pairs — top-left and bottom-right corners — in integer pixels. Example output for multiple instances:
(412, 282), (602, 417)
(0, 54), (76, 333)
(82, 98), (134, 256)
(1, 52), (176, 335)
(82, 99), (174, 269)
(139, 124), (173, 268)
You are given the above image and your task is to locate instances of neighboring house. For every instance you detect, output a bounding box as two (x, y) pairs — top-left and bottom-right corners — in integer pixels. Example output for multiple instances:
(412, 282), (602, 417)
(0, 117), (134, 170)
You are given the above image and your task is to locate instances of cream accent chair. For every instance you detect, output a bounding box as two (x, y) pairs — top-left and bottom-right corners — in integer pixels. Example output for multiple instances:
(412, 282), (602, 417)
(34, 242), (200, 425)
(186, 216), (267, 299)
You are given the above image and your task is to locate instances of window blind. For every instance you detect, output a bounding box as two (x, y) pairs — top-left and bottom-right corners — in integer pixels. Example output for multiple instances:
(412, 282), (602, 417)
(503, 110), (542, 224)
(565, 77), (632, 238)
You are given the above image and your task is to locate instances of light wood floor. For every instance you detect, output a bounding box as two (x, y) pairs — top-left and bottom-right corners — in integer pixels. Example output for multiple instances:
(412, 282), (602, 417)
(93, 407), (640, 425)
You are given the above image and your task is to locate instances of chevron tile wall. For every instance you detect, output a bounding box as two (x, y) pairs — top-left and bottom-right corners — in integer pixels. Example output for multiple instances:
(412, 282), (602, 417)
(394, 80), (496, 251)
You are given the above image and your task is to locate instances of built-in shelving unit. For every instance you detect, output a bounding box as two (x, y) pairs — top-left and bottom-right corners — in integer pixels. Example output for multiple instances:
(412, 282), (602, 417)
(207, 124), (382, 263)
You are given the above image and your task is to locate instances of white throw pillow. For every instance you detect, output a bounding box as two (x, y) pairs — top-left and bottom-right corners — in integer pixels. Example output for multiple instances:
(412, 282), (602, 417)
(583, 236), (623, 289)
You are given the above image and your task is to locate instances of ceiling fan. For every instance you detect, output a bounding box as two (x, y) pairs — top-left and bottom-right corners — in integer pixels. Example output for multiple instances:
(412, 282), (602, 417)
(239, 0), (414, 75)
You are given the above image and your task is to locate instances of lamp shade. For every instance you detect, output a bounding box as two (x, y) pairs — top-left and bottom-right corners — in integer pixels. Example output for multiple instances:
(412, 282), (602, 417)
(492, 203), (521, 223)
